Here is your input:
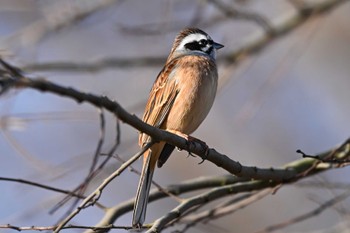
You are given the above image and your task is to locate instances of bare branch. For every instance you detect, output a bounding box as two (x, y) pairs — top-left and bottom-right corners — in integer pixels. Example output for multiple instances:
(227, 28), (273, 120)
(144, 139), (350, 233)
(297, 149), (350, 164)
(53, 141), (154, 232)
(111, 154), (183, 203)
(49, 109), (109, 223)
(147, 181), (274, 233)
(89, 175), (247, 233)
(0, 60), (300, 181)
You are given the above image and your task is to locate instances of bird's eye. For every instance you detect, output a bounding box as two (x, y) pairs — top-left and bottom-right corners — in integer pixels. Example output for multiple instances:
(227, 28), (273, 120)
(199, 39), (208, 46)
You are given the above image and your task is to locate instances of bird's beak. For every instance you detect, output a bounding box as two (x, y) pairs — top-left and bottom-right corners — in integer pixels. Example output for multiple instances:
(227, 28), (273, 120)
(213, 42), (224, 50)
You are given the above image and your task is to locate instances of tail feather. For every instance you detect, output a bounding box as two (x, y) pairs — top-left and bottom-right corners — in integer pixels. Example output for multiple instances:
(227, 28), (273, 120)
(133, 153), (154, 227)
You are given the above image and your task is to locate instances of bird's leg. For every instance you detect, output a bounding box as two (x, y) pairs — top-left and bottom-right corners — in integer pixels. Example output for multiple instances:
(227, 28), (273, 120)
(167, 130), (209, 159)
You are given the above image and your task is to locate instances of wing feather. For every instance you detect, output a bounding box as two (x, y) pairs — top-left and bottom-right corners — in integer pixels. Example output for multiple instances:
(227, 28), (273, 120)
(139, 58), (180, 146)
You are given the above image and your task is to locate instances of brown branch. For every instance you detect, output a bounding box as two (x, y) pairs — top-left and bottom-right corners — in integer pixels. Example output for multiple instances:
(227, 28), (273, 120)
(90, 136), (350, 232)
(0, 60), (298, 181)
(145, 139), (350, 232)
(88, 175), (247, 233)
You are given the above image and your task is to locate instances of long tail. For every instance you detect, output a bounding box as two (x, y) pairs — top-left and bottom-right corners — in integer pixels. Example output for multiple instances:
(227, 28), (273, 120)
(132, 151), (154, 227)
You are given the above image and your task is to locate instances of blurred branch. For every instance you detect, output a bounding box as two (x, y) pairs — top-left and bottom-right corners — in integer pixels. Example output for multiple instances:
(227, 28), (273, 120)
(0, 224), (137, 231)
(0, 129), (55, 172)
(0, 177), (84, 200)
(4, 0), (123, 49)
(49, 109), (115, 222)
(23, 57), (165, 73)
(232, 13), (323, 129)
(177, 188), (276, 232)
(254, 189), (350, 233)
(22, 0), (348, 73)
(208, 0), (274, 34)
(52, 117), (122, 229)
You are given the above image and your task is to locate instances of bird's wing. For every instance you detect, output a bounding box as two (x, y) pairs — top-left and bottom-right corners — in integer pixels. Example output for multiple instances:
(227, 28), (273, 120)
(139, 58), (180, 146)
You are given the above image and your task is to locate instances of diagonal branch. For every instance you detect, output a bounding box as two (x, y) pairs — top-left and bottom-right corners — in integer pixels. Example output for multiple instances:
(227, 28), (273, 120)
(0, 59), (298, 181)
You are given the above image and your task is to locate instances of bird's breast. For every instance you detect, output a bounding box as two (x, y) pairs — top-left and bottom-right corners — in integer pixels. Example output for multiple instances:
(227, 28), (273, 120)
(164, 55), (218, 134)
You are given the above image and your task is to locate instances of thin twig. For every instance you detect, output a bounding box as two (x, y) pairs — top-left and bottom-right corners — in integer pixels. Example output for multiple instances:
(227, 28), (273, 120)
(50, 109), (106, 214)
(178, 188), (276, 233)
(0, 177), (83, 198)
(53, 141), (154, 232)
(111, 154), (183, 203)
(147, 181), (274, 233)
(88, 175), (246, 233)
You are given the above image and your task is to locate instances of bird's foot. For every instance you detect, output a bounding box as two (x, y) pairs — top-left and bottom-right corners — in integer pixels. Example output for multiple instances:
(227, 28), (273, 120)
(168, 130), (209, 161)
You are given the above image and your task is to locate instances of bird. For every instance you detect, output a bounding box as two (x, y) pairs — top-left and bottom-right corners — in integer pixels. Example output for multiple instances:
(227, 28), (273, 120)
(133, 28), (223, 227)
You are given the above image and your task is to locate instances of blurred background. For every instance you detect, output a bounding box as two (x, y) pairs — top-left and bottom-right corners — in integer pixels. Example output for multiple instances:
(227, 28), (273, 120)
(0, 0), (350, 232)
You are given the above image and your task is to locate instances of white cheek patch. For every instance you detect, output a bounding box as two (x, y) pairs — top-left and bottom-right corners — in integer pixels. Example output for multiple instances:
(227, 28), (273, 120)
(176, 34), (208, 52)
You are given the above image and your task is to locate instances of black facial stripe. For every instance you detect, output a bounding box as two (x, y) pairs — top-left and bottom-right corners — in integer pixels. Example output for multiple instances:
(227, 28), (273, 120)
(184, 41), (203, 51)
(184, 39), (214, 54)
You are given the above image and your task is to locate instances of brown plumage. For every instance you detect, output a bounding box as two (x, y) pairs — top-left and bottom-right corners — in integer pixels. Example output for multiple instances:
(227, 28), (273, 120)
(133, 28), (223, 227)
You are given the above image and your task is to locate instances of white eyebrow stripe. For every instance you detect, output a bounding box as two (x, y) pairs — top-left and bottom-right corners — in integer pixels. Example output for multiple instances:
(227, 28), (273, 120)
(176, 33), (208, 52)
